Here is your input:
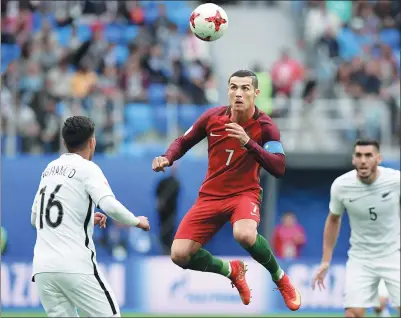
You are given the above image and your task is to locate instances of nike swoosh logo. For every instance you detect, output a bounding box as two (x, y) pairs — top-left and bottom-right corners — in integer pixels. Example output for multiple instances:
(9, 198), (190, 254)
(349, 197), (363, 202)
(348, 193), (373, 202)
(292, 288), (301, 308)
(382, 192), (391, 198)
(210, 132), (222, 137)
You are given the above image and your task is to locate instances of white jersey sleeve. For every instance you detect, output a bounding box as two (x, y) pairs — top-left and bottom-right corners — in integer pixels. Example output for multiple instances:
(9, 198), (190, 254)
(98, 196), (140, 226)
(329, 179), (345, 216)
(83, 162), (115, 206)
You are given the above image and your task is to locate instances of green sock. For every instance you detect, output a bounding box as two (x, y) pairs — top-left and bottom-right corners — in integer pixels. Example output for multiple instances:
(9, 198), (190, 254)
(185, 248), (231, 277)
(245, 234), (284, 281)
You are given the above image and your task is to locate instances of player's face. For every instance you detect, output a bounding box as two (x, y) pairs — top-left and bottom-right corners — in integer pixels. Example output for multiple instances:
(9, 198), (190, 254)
(228, 77), (260, 112)
(352, 145), (382, 180)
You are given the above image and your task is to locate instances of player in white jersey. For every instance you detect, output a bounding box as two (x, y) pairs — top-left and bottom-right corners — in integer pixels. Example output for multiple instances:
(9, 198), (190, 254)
(312, 139), (400, 318)
(31, 116), (150, 317)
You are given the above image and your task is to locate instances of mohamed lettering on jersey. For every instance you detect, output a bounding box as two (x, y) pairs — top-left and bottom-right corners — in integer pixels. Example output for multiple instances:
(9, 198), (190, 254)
(42, 165), (76, 179)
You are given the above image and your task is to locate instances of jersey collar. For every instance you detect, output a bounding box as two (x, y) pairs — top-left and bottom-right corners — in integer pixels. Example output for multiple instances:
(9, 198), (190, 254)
(225, 105), (260, 120)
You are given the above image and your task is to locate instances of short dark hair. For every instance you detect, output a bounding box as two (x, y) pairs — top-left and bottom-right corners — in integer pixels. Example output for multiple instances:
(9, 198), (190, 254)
(62, 116), (95, 151)
(354, 139), (380, 151)
(228, 70), (258, 88)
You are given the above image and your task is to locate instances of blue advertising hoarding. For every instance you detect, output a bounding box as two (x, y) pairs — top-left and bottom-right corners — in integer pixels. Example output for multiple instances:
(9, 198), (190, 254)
(2, 256), (348, 314)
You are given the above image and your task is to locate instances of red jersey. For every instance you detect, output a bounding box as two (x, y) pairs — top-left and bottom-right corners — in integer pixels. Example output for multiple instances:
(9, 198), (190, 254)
(163, 106), (285, 198)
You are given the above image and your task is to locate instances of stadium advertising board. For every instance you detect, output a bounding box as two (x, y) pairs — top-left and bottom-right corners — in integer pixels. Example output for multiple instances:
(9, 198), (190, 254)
(139, 257), (347, 313)
(276, 260), (346, 311)
(2, 256), (347, 313)
(139, 256), (268, 314)
(1, 259), (126, 309)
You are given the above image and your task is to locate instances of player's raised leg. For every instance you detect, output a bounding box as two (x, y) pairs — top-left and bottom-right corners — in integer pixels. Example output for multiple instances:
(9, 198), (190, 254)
(171, 201), (231, 279)
(171, 239), (231, 277)
(231, 195), (301, 311)
(172, 198), (227, 274)
(233, 219), (301, 311)
(171, 198), (252, 305)
(171, 239), (251, 305)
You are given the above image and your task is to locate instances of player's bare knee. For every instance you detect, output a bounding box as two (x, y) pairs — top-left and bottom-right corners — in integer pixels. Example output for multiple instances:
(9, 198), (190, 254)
(171, 250), (191, 267)
(171, 240), (194, 267)
(345, 309), (356, 317)
(233, 227), (257, 248)
(345, 308), (365, 318)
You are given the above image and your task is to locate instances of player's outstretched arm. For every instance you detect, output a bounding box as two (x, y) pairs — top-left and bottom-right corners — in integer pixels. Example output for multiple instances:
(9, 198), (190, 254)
(312, 212), (341, 291)
(321, 212), (342, 264)
(322, 181), (344, 264)
(313, 181), (344, 290)
(156, 108), (215, 170)
(243, 120), (285, 177)
(98, 196), (150, 231)
(84, 162), (149, 231)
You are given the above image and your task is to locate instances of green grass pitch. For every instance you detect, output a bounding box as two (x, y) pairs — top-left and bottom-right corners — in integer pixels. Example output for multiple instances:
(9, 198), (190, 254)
(2, 312), (381, 318)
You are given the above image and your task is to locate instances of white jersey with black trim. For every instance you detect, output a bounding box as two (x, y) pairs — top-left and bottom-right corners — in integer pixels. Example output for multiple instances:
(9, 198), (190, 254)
(32, 153), (114, 275)
(329, 166), (400, 259)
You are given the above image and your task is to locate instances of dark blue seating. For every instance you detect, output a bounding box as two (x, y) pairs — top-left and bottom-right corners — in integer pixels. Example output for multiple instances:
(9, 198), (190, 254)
(147, 83), (167, 105)
(1, 44), (21, 73)
(125, 103), (155, 138)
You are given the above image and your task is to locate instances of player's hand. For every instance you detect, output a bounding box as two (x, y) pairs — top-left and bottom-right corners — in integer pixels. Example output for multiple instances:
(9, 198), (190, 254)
(136, 216), (150, 231)
(94, 212), (107, 229)
(225, 123), (250, 146)
(312, 262), (330, 291)
(152, 156), (170, 172)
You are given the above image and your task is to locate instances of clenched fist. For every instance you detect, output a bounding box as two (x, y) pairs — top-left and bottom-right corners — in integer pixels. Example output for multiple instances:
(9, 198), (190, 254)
(225, 123), (250, 146)
(136, 216), (150, 231)
(94, 212), (107, 228)
(152, 156), (170, 172)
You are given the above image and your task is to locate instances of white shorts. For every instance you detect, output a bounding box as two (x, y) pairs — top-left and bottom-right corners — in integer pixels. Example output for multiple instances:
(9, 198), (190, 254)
(378, 280), (389, 299)
(343, 251), (400, 308)
(34, 272), (120, 317)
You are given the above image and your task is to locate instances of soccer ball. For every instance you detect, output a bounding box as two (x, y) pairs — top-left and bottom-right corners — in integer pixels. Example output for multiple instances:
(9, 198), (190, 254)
(189, 3), (228, 42)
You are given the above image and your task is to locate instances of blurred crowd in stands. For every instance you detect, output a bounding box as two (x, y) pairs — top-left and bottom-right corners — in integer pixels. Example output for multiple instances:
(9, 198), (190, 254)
(286, 0), (400, 143)
(1, 0), (400, 155)
(1, 0), (216, 154)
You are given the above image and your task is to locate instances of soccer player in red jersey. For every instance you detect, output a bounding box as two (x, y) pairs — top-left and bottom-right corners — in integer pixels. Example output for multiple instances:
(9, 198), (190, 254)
(152, 70), (301, 311)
